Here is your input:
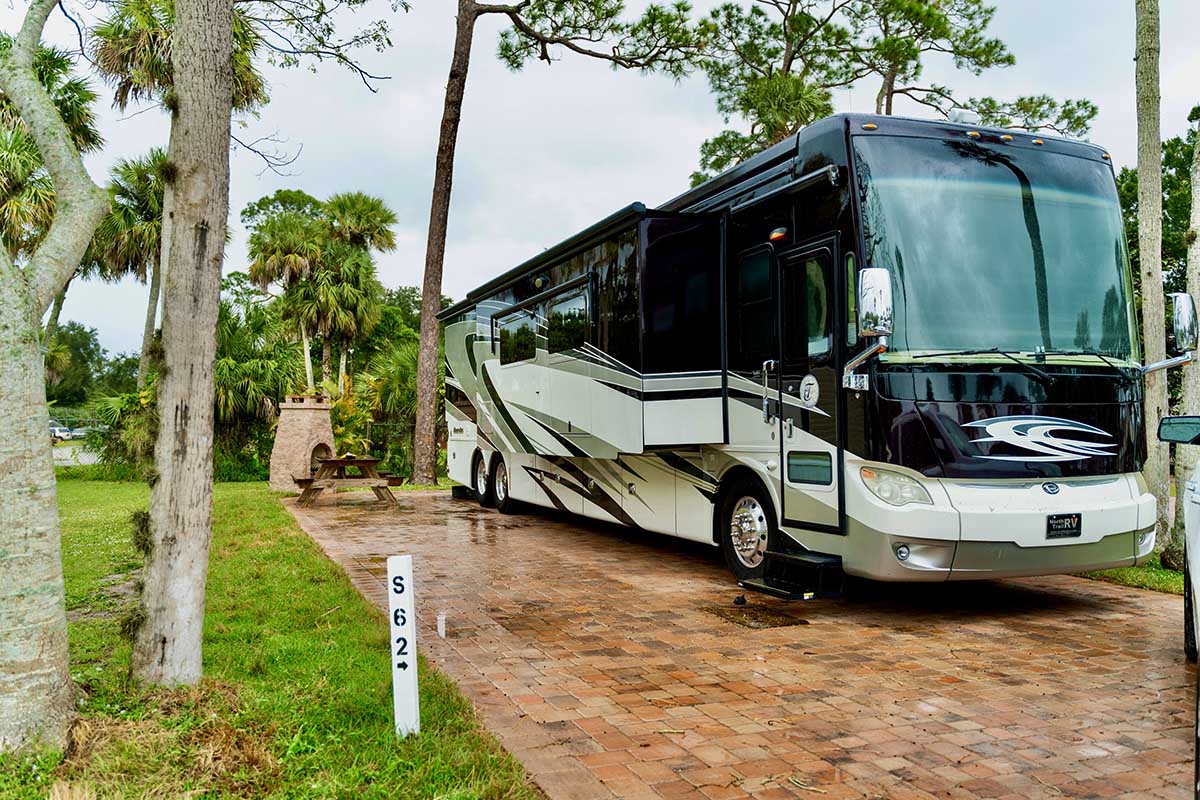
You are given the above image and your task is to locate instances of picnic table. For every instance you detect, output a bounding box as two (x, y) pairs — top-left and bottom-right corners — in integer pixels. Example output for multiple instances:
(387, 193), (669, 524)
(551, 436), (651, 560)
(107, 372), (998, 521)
(295, 455), (398, 507)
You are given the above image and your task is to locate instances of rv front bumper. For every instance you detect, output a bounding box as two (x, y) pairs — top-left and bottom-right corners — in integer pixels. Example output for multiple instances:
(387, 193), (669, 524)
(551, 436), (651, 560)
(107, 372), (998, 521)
(844, 519), (1156, 582)
(840, 469), (1158, 581)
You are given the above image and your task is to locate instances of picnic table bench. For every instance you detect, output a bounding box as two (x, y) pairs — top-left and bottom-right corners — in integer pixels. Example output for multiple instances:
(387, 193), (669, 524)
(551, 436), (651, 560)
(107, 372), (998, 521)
(295, 456), (399, 507)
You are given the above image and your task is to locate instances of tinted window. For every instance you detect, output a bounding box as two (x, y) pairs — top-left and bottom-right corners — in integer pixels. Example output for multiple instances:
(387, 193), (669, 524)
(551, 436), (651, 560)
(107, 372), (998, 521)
(855, 135), (1136, 359)
(547, 286), (589, 354)
(732, 250), (774, 370)
(595, 230), (641, 371)
(498, 308), (538, 365)
(788, 451), (832, 484)
(783, 252), (832, 362)
(642, 218), (722, 373)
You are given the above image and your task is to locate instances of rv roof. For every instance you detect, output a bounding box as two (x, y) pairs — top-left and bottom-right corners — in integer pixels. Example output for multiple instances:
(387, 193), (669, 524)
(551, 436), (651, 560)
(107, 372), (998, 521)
(660, 112), (1108, 213)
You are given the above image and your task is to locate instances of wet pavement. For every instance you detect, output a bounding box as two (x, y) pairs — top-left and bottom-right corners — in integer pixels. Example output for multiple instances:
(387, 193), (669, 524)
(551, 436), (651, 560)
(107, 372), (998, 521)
(288, 491), (1195, 800)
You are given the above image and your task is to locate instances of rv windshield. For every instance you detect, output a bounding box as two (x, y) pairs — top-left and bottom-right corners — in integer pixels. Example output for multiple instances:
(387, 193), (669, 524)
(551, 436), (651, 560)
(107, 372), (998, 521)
(853, 135), (1139, 361)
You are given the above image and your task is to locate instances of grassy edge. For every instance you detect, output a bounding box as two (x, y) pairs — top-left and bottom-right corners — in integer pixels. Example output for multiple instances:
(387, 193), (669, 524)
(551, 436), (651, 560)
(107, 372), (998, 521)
(0, 481), (540, 800)
(1081, 555), (1184, 595)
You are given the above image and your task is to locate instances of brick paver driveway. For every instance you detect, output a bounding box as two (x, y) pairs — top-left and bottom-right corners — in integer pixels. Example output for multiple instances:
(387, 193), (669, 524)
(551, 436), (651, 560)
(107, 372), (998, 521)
(289, 492), (1194, 800)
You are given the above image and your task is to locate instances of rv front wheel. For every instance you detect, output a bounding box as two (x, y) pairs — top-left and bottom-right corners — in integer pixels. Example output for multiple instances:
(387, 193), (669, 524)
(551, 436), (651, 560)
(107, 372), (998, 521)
(719, 479), (772, 581)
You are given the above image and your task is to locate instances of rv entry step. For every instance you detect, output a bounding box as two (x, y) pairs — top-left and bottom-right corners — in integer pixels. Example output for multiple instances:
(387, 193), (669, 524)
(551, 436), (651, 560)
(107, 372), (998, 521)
(739, 548), (844, 600)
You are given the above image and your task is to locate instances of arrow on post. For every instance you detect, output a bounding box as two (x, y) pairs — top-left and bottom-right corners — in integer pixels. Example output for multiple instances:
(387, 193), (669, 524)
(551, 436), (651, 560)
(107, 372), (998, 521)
(397, 661), (409, 671)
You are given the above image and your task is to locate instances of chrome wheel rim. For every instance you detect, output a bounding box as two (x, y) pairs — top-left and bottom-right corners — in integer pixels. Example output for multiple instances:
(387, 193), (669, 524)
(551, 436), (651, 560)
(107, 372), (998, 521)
(495, 462), (508, 503)
(730, 496), (768, 568)
(475, 457), (488, 496)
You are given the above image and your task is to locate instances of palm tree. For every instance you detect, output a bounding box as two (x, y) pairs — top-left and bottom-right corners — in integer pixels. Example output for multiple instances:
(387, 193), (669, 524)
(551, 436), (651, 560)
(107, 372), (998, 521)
(91, 0), (268, 113)
(325, 191), (398, 251)
(92, 148), (168, 389)
(247, 210), (325, 390)
(214, 294), (302, 427)
(324, 241), (383, 391)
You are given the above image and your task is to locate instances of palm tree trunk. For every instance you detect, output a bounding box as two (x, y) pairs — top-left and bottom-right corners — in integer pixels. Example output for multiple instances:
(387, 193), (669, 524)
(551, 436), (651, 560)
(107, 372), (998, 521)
(43, 275), (69, 342)
(300, 320), (314, 392)
(338, 346), (347, 395)
(322, 337), (332, 385)
(1175, 131), (1200, 503)
(1135, 0), (1168, 550)
(413, 0), (477, 486)
(137, 260), (161, 390)
(132, 0), (233, 686)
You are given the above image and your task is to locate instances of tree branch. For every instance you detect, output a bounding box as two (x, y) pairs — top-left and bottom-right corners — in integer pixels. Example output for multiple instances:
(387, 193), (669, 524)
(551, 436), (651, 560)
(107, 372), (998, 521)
(231, 130), (303, 176)
(0, 0), (110, 316)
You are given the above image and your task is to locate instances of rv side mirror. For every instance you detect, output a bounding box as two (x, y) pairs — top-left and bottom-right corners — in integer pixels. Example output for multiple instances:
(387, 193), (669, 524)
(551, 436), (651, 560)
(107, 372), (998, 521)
(858, 267), (893, 338)
(1168, 292), (1198, 355)
(1158, 416), (1200, 445)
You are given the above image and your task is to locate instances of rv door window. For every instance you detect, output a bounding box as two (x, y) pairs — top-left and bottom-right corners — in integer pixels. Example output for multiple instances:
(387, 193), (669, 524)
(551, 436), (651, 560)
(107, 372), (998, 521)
(498, 308), (539, 365)
(783, 253), (833, 361)
(547, 287), (589, 354)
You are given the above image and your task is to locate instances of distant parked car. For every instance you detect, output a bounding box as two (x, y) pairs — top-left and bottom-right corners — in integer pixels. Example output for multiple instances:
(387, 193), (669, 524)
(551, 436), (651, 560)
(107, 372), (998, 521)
(49, 420), (72, 443)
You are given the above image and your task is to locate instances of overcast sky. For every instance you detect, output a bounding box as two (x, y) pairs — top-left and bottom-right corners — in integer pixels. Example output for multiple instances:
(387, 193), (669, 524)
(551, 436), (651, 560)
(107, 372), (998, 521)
(6, 0), (1200, 356)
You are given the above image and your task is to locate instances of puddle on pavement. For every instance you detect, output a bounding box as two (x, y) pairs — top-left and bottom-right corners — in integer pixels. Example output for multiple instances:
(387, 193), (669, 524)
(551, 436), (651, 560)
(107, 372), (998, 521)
(701, 603), (810, 629)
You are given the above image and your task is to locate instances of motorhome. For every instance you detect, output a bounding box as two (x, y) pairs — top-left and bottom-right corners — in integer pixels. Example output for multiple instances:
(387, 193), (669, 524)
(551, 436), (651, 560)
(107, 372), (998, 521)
(437, 112), (1198, 597)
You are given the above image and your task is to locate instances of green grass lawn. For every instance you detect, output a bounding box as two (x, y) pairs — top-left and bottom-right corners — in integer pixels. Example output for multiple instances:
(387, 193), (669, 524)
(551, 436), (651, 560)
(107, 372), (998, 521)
(0, 480), (539, 800)
(1082, 555), (1184, 595)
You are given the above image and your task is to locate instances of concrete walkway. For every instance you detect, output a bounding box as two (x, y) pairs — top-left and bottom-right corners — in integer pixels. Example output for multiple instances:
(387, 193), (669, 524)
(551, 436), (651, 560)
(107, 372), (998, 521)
(288, 491), (1194, 800)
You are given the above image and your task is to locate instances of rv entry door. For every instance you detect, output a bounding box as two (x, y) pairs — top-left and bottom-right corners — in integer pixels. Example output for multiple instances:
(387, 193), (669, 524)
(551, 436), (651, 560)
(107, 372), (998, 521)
(777, 241), (840, 535)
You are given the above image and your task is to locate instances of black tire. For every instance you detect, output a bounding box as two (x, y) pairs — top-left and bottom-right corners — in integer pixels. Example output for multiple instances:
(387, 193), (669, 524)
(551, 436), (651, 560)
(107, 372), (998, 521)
(492, 456), (517, 514)
(717, 477), (774, 582)
(473, 451), (494, 507)
(1185, 551), (1197, 662)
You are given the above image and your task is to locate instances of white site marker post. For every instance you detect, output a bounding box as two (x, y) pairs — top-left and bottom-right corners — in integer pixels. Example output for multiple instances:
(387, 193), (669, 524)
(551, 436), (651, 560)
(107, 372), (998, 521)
(386, 555), (419, 737)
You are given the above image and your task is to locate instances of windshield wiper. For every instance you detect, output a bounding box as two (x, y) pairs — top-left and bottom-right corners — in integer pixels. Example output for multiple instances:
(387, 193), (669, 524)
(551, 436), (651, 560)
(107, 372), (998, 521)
(913, 347), (1056, 386)
(1042, 348), (1135, 384)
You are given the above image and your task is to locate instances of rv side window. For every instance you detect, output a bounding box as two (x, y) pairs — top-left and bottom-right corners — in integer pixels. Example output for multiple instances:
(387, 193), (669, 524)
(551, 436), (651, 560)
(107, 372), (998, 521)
(783, 253), (832, 361)
(547, 287), (589, 354)
(498, 308), (538, 365)
(787, 452), (832, 485)
(735, 250), (773, 367)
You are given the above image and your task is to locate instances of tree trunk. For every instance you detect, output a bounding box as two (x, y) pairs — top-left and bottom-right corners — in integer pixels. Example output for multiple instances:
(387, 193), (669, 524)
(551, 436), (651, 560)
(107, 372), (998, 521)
(1176, 131), (1200, 486)
(131, 0), (233, 686)
(413, 0), (476, 486)
(137, 260), (161, 390)
(300, 320), (314, 392)
(0, 0), (110, 749)
(1135, 0), (1169, 549)
(43, 275), (69, 342)
(0, 265), (75, 750)
(322, 337), (332, 385)
(338, 346), (348, 395)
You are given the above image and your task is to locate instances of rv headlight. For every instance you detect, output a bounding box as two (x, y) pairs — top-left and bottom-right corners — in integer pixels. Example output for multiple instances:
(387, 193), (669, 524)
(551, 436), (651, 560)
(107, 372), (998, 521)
(860, 467), (933, 507)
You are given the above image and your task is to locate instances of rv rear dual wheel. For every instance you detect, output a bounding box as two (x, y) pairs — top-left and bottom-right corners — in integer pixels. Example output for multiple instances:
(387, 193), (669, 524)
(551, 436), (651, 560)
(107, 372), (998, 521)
(719, 478), (773, 581)
(474, 452), (495, 507)
(491, 458), (517, 514)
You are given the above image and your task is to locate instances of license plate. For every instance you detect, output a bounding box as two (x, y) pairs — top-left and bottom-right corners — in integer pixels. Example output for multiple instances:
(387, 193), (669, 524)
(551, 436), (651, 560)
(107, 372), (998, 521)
(1046, 513), (1082, 539)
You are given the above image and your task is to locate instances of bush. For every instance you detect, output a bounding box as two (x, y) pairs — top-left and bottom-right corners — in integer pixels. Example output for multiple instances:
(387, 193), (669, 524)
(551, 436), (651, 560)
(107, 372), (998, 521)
(213, 443), (270, 482)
